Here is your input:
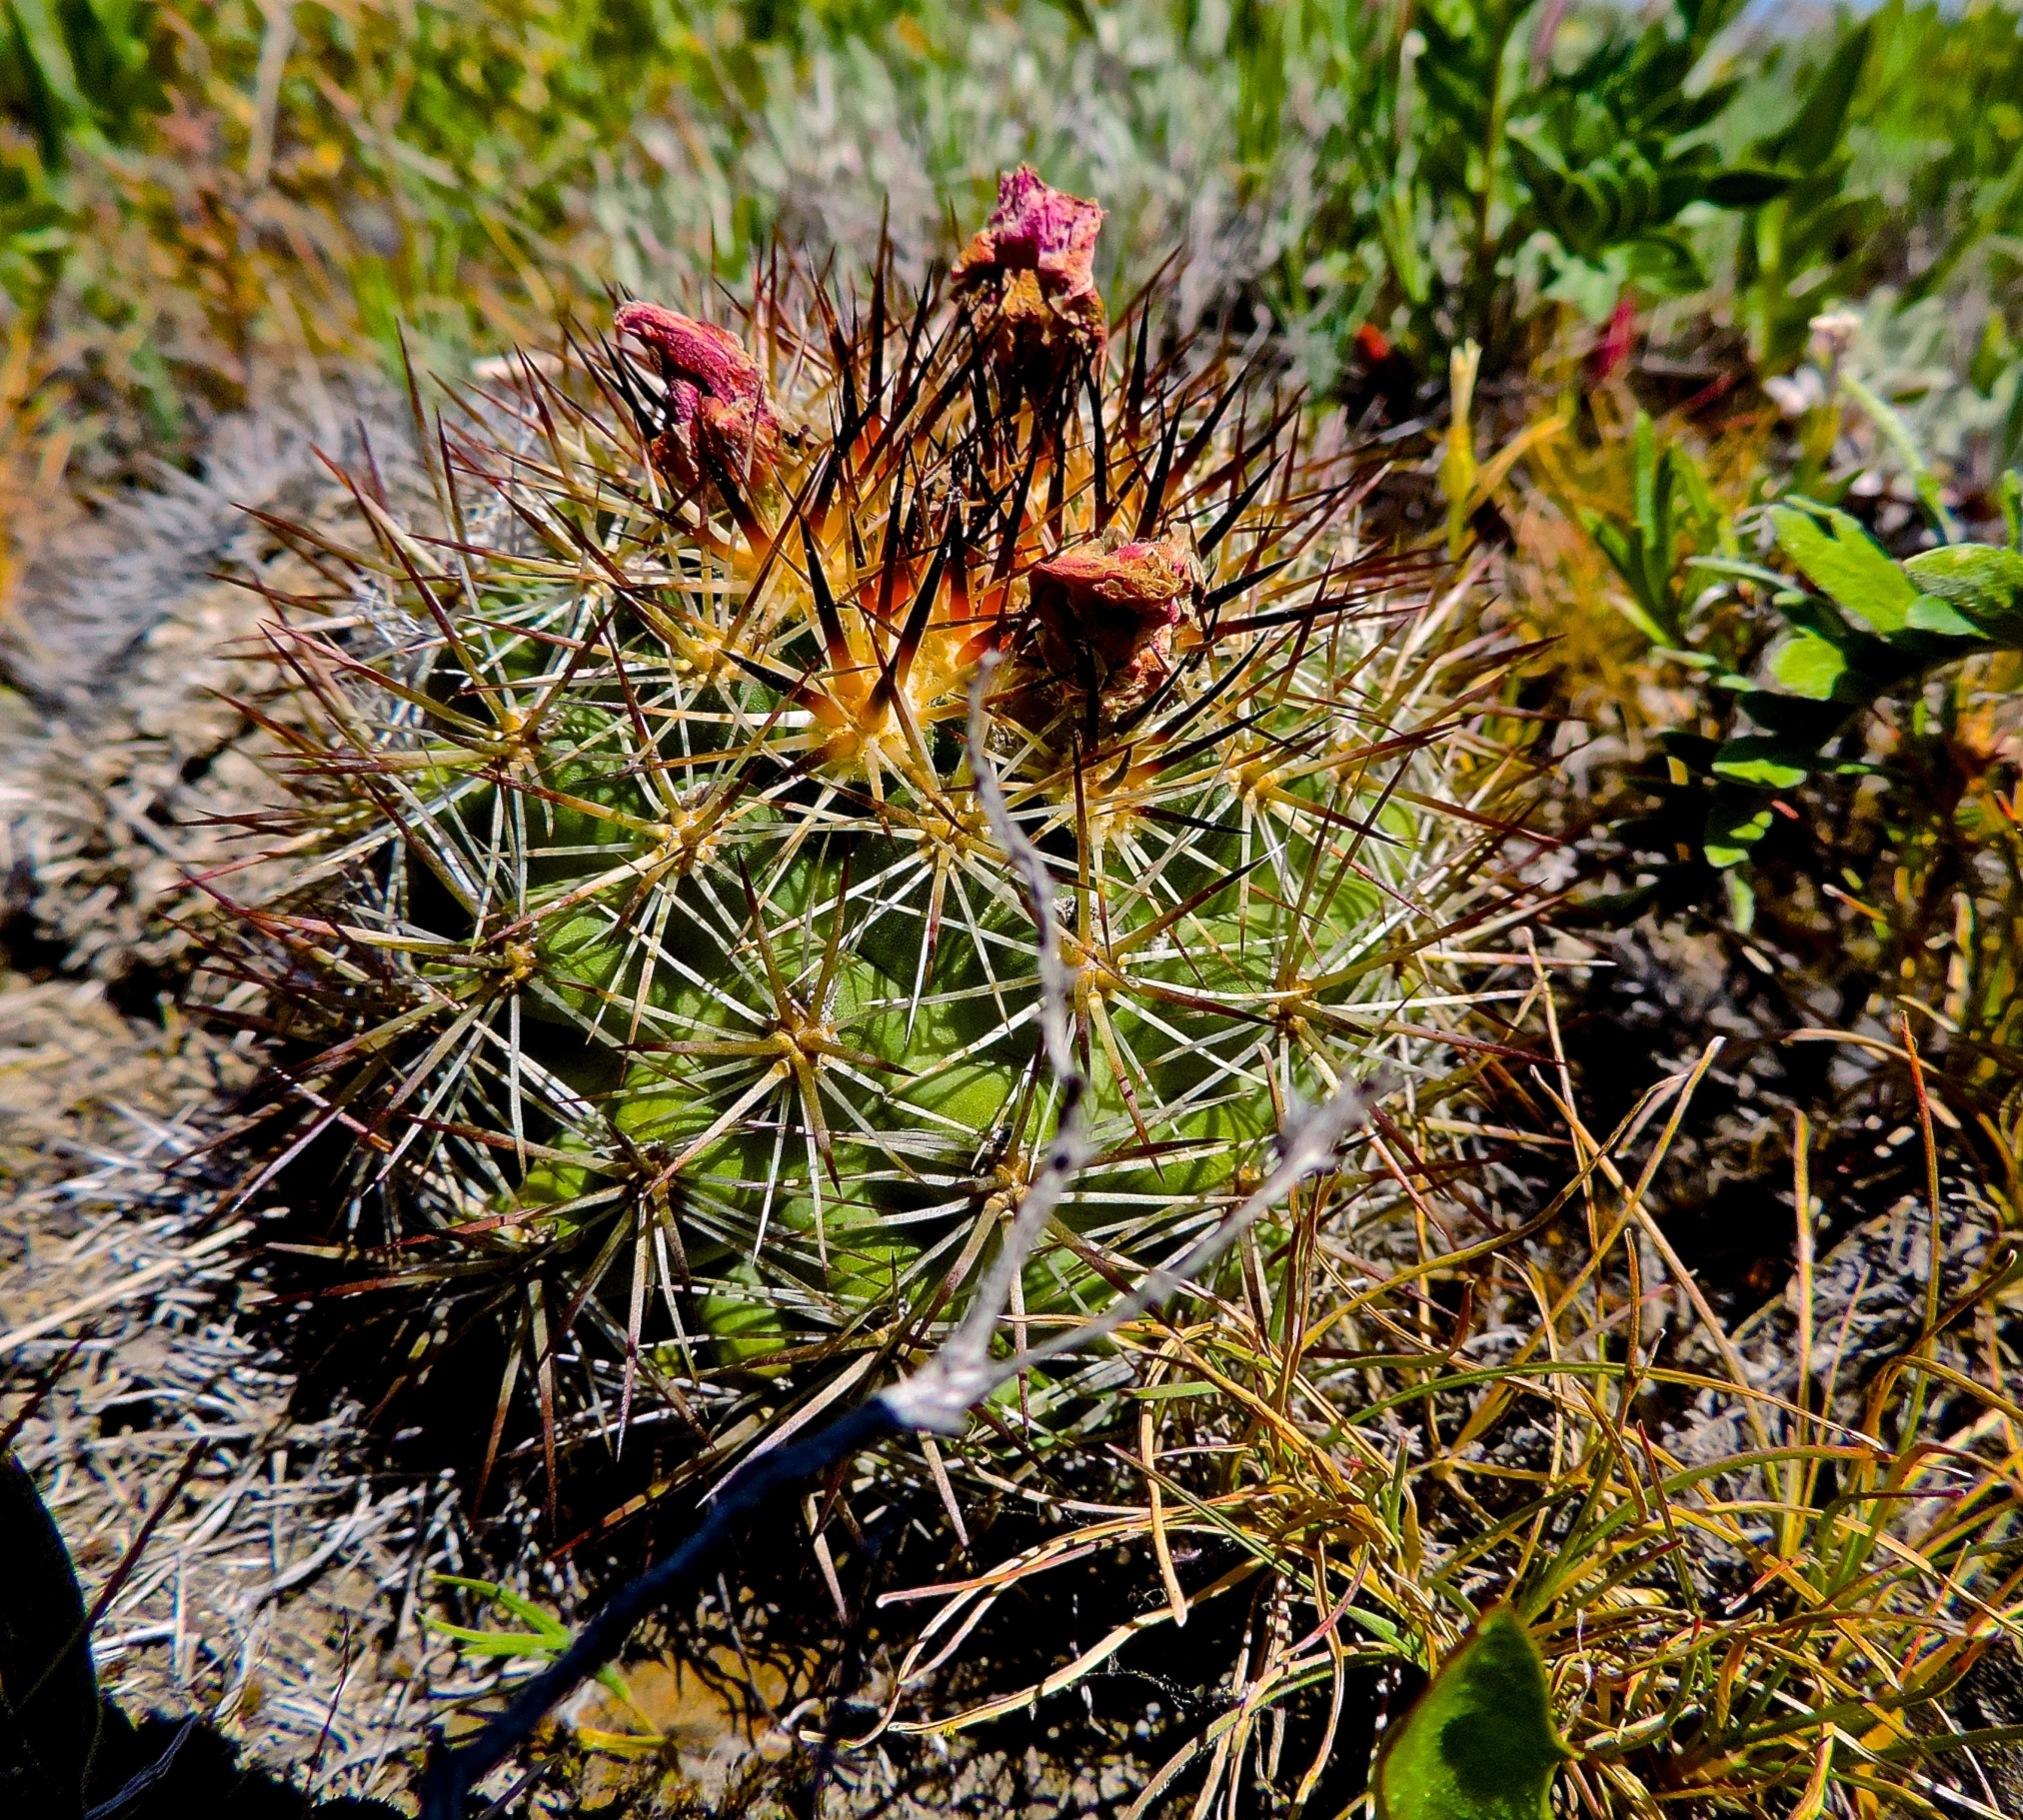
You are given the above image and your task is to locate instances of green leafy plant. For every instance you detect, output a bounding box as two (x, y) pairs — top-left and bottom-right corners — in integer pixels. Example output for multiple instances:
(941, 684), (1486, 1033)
(1554, 390), (2023, 1119)
(1578, 408), (1722, 650)
(1686, 490), (2023, 882)
(428, 1576), (667, 1756)
(1722, 4), (2023, 366)
(1495, 0), (1786, 325)
(1245, 0), (1794, 379)
(1722, 22), (1874, 373)
(0, 0), (164, 304)
(0, 0), (163, 158)
(1234, 2), (2023, 401)
(1374, 1607), (1569, 1820)
(1873, 3), (2023, 311)
(1560, 387), (2019, 911)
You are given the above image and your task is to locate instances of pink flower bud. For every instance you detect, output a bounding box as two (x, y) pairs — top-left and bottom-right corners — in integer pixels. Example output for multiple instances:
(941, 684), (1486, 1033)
(615, 302), (781, 482)
(952, 167), (1107, 387)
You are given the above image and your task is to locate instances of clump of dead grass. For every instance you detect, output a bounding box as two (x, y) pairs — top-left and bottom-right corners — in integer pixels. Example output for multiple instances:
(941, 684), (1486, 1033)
(0, 983), (429, 1802)
(822, 1000), (2023, 1817)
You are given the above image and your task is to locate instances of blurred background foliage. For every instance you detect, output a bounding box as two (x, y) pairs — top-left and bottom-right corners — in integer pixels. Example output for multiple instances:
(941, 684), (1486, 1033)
(0, 4), (2007, 434)
(0, 1), (2016, 921)
(0, 3), (2015, 486)
(4, 1), (2018, 1019)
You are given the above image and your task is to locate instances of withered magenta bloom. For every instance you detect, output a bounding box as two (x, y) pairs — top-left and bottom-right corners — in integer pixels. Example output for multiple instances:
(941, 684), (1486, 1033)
(615, 301), (781, 481)
(1028, 530), (1201, 689)
(952, 166), (1107, 388)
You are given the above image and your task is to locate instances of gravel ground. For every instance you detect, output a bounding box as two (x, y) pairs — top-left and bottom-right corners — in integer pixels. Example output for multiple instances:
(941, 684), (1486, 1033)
(0, 398), (460, 1811)
(0, 976), (434, 1807)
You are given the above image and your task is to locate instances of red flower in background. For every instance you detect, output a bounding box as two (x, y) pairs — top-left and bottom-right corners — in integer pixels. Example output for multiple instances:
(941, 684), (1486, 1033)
(1589, 294), (1638, 385)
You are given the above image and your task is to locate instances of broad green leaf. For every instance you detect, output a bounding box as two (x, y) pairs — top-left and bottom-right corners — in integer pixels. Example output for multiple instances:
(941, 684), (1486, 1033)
(1712, 738), (1811, 790)
(1724, 870), (1757, 934)
(1770, 506), (1919, 634)
(1706, 789), (1777, 868)
(1902, 545), (2023, 644)
(1621, 232), (1706, 299)
(1903, 596), (1986, 640)
(1754, 22), (1870, 176)
(1768, 631), (1847, 700)
(1737, 689), (1844, 744)
(1374, 1608), (1568, 1820)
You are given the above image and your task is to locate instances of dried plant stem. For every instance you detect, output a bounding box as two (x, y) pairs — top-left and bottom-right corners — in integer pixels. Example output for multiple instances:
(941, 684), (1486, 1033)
(883, 652), (1095, 1434)
(0, 1223), (254, 1355)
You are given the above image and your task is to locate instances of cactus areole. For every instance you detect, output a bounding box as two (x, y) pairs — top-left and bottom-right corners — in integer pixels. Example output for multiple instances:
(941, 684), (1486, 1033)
(212, 172), (1519, 1474)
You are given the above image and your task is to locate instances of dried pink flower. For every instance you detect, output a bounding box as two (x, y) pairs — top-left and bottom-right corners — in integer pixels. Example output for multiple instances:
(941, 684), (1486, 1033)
(615, 301), (781, 482)
(1028, 531), (1201, 687)
(951, 167), (1107, 387)
(996, 530), (1200, 740)
(954, 166), (1104, 305)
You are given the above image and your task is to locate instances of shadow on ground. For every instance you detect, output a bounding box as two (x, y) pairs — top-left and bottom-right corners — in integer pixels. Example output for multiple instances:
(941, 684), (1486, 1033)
(80, 1707), (401, 1818)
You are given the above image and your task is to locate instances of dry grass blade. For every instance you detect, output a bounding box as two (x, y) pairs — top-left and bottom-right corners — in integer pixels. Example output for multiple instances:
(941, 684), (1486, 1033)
(860, 1014), (2023, 1820)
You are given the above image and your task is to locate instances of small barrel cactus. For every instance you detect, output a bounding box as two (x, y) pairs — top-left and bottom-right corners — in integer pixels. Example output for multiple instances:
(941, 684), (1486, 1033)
(207, 171), (1526, 1489)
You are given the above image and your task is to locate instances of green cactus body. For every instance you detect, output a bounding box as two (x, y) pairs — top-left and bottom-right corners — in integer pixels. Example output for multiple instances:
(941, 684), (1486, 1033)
(407, 610), (1392, 1372)
(216, 180), (1520, 1464)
